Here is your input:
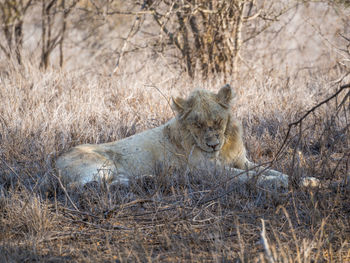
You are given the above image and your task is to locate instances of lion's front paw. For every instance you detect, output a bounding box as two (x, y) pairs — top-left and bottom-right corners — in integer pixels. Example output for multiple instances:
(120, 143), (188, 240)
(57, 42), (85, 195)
(301, 176), (320, 188)
(257, 174), (289, 190)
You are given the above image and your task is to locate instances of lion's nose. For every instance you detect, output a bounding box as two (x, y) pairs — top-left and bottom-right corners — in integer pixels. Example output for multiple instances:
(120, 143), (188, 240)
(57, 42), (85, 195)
(206, 139), (220, 150)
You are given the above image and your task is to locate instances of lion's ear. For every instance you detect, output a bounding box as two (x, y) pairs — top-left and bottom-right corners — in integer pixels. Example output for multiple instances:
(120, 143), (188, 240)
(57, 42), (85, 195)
(217, 84), (235, 108)
(171, 97), (186, 114)
(172, 97), (193, 119)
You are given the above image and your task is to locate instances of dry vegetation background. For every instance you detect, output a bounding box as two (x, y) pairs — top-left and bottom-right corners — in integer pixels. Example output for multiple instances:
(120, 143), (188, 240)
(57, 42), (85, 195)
(0, 0), (349, 262)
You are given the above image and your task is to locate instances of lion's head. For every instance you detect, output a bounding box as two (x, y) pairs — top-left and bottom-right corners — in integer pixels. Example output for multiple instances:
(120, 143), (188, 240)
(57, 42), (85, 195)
(172, 84), (234, 156)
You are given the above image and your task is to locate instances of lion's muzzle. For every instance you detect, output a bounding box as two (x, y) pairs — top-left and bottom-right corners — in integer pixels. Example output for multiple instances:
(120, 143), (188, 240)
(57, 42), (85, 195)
(205, 134), (221, 152)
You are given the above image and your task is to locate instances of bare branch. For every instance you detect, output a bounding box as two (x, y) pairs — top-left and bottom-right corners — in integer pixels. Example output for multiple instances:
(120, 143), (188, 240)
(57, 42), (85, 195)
(274, 83), (350, 161)
(260, 219), (275, 263)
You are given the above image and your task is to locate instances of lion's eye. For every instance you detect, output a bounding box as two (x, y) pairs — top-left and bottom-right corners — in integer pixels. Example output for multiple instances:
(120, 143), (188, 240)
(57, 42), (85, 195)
(215, 119), (223, 127)
(192, 121), (203, 129)
(195, 122), (202, 128)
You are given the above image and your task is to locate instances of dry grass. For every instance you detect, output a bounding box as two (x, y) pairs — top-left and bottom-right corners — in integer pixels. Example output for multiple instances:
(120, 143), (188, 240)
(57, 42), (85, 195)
(1, 1), (350, 262)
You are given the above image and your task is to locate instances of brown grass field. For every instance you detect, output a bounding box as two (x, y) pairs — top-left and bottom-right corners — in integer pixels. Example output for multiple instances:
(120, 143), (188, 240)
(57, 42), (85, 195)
(0, 1), (349, 262)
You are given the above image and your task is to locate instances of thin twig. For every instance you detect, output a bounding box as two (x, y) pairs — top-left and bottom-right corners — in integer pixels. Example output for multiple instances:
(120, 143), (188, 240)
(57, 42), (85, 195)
(110, 6), (145, 76)
(274, 83), (350, 161)
(261, 219), (275, 263)
(277, 206), (301, 263)
(0, 157), (21, 181)
(143, 83), (175, 116)
(60, 206), (100, 219)
(53, 172), (80, 212)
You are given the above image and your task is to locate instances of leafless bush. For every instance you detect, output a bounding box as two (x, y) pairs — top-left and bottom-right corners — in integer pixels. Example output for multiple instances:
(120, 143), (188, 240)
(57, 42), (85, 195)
(39, 0), (80, 69)
(0, 0), (80, 69)
(276, 83), (349, 187)
(0, 0), (33, 64)
(136, 0), (293, 78)
(0, 1), (350, 262)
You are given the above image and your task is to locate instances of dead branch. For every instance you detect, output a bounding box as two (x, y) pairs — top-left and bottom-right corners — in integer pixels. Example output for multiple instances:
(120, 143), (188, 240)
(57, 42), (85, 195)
(260, 219), (275, 263)
(274, 83), (350, 161)
(53, 172), (80, 212)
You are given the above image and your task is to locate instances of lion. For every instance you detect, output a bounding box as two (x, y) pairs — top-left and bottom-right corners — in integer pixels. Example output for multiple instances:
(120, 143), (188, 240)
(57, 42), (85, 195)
(56, 84), (290, 189)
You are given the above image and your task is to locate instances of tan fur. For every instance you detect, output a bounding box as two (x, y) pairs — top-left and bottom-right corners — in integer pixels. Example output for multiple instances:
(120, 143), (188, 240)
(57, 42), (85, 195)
(56, 85), (289, 188)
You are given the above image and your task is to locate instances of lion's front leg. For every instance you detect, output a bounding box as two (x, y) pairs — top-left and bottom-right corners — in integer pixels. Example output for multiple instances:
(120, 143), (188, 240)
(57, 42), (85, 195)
(242, 161), (320, 189)
(231, 160), (289, 189)
(228, 166), (289, 190)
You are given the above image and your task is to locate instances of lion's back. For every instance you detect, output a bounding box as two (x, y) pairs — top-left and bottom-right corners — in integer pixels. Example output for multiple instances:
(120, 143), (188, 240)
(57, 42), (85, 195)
(56, 120), (179, 185)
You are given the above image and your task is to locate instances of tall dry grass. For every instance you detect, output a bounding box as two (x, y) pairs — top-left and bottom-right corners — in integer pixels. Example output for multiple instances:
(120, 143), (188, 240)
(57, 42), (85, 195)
(0, 1), (350, 262)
